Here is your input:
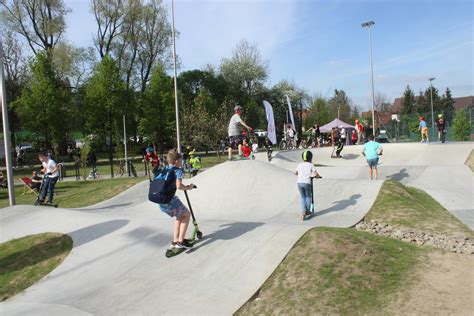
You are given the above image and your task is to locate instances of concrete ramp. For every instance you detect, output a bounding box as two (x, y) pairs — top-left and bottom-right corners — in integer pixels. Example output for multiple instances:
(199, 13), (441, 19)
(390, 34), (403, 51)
(0, 157), (382, 315)
(271, 142), (474, 228)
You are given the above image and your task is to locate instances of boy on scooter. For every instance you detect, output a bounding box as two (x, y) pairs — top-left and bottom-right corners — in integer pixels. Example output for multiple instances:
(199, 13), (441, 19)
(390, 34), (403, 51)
(156, 150), (195, 249)
(294, 150), (321, 220)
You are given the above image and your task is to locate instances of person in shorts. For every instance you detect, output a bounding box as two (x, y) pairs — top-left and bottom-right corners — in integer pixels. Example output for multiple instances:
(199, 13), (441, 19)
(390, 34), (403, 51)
(362, 134), (383, 180)
(158, 151), (195, 249)
(419, 116), (429, 142)
(228, 105), (252, 160)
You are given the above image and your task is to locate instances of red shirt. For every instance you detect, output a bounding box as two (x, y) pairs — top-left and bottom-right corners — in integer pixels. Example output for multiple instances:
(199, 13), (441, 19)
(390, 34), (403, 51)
(145, 152), (160, 168)
(242, 145), (252, 157)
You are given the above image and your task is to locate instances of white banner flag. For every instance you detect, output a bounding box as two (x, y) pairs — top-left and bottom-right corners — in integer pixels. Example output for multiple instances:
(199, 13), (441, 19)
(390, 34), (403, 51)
(263, 100), (277, 145)
(285, 94), (296, 131)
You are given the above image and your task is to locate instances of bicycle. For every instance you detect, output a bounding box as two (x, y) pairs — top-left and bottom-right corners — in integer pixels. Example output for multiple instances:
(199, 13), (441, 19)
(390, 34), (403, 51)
(279, 137), (295, 150)
(117, 160), (125, 177)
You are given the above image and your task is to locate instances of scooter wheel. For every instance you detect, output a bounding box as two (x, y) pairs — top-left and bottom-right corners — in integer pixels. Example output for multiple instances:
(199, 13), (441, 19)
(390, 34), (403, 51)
(196, 231), (203, 239)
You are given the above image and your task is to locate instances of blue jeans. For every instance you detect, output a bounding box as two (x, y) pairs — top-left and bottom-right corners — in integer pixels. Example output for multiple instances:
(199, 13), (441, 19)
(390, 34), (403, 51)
(39, 176), (58, 203)
(297, 183), (312, 214)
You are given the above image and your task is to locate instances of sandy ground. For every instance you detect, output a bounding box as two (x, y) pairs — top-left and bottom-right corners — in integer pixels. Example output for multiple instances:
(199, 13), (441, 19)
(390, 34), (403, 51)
(386, 251), (474, 315)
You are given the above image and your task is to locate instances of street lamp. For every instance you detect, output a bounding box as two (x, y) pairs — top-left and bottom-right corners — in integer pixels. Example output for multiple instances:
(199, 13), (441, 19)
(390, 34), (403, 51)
(0, 39), (15, 205)
(171, 0), (182, 153)
(429, 77), (436, 139)
(361, 20), (376, 137)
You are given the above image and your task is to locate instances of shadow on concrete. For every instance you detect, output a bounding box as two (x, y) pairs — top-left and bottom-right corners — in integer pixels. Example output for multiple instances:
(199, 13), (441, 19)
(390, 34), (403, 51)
(316, 194), (362, 217)
(186, 222), (264, 254)
(68, 219), (129, 248)
(342, 154), (359, 160)
(385, 168), (409, 181)
(126, 226), (171, 248)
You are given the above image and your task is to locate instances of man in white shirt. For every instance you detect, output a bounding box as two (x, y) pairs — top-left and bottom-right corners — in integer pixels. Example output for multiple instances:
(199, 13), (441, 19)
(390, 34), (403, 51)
(228, 105), (252, 160)
(36, 152), (60, 205)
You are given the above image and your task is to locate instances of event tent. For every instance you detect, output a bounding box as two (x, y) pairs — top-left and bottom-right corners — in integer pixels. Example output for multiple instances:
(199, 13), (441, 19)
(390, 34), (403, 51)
(319, 118), (355, 133)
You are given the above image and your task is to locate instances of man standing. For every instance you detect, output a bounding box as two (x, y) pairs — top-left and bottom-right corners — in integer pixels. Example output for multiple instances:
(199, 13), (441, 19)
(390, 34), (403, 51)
(418, 116), (429, 142)
(355, 119), (364, 144)
(35, 152), (60, 205)
(228, 106), (252, 160)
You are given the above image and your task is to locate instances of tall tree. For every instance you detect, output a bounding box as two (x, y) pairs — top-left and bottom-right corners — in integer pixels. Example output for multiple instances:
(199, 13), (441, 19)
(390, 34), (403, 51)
(83, 55), (126, 176)
(220, 39), (268, 98)
(424, 85), (440, 114)
(1, 0), (69, 54)
(138, 65), (174, 153)
(440, 87), (455, 123)
(305, 95), (330, 128)
(415, 90), (428, 114)
(92, 0), (126, 59)
(400, 85), (415, 115)
(1, 30), (28, 155)
(15, 52), (72, 152)
(328, 89), (351, 122)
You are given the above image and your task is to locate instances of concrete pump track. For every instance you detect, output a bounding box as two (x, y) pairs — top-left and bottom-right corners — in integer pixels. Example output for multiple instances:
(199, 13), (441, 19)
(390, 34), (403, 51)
(1, 142), (472, 315)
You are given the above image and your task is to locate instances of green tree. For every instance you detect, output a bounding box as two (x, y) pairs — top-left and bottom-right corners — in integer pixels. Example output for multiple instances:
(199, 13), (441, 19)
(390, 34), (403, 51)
(15, 52), (72, 152)
(415, 90), (428, 114)
(424, 86), (440, 114)
(440, 87), (455, 123)
(138, 65), (175, 153)
(305, 96), (330, 128)
(452, 109), (471, 141)
(83, 55), (126, 175)
(400, 85), (415, 115)
(328, 89), (351, 122)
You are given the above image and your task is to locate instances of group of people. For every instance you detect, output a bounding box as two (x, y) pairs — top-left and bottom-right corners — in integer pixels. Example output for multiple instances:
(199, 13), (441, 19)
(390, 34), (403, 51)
(419, 114), (446, 143)
(143, 144), (202, 178)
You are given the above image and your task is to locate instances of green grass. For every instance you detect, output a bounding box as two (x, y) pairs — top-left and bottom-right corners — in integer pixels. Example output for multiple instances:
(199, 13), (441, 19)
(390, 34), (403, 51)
(0, 177), (144, 208)
(236, 228), (422, 315)
(365, 180), (473, 238)
(0, 233), (73, 301)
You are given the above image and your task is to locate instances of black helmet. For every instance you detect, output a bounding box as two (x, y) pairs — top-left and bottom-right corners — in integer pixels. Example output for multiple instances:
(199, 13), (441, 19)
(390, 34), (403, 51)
(302, 150), (313, 162)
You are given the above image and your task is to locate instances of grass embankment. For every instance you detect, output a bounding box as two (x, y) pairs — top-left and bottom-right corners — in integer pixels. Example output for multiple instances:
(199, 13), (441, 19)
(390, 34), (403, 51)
(237, 228), (422, 315)
(0, 233), (73, 301)
(0, 177), (144, 208)
(237, 180), (472, 315)
(365, 180), (473, 238)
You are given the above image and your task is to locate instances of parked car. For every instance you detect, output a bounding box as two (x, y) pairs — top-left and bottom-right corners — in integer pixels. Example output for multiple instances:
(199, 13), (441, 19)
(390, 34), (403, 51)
(254, 129), (268, 138)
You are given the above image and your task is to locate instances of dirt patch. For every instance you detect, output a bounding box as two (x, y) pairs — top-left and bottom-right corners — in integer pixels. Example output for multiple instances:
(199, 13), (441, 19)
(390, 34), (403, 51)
(385, 251), (474, 315)
(465, 150), (474, 172)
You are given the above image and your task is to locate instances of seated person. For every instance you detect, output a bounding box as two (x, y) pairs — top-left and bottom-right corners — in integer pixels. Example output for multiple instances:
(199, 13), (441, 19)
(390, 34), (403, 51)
(30, 171), (42, 191)
(241, 140), (252, 158)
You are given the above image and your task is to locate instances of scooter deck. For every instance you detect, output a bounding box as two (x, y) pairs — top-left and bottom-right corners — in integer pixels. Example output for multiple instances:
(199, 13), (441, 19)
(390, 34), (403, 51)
(165, 238), (202, 258)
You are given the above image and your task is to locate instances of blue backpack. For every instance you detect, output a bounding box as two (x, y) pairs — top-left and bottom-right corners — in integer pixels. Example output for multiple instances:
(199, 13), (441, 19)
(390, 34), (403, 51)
(148, 166), (177, 204)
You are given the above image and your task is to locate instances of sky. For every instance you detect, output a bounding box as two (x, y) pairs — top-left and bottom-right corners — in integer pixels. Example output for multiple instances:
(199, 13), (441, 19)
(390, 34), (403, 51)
(64, 0), (473, 110)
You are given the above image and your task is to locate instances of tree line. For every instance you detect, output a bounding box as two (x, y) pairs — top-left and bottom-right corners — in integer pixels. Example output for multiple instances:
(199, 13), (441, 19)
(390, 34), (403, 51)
(1, 0), (466, 159)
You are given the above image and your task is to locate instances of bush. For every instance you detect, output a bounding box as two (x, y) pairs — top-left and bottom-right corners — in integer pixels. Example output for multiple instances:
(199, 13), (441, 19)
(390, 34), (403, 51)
(452, 110), (471, 141)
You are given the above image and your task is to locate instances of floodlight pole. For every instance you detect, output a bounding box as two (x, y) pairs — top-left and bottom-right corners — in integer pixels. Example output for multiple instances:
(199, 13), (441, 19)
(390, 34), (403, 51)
(362, 21), (376, 136)
(171, 0), (182, 153)
(0, 39), (15, 205)
(429, 77), (436, 139)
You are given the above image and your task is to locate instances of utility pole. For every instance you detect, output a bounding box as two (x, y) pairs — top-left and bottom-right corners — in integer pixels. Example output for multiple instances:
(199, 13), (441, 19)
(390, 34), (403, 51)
(361, 21), (376, 136)
(171, 0), (181, 153)
(0, 38), (15, 205)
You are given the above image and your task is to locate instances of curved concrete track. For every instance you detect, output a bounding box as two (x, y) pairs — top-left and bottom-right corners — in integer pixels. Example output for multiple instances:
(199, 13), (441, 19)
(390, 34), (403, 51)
(269, 142), (473, 228)
(1, 142), (471, 315)
(1, 158), (382, 315)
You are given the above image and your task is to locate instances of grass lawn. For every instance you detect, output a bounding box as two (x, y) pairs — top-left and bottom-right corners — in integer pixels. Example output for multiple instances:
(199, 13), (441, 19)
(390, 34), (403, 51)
(0, 233), (73, 301)
(236, 228), (423, 315)
(237, 180), (472, 314)
(0, 176), (145, 209)
(365, 180), (473, 238)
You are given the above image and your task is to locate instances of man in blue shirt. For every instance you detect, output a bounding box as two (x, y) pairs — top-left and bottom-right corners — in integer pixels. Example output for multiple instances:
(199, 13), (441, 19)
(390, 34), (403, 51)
(418, 116), (429, 142)
(362, 134), (383, 180)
